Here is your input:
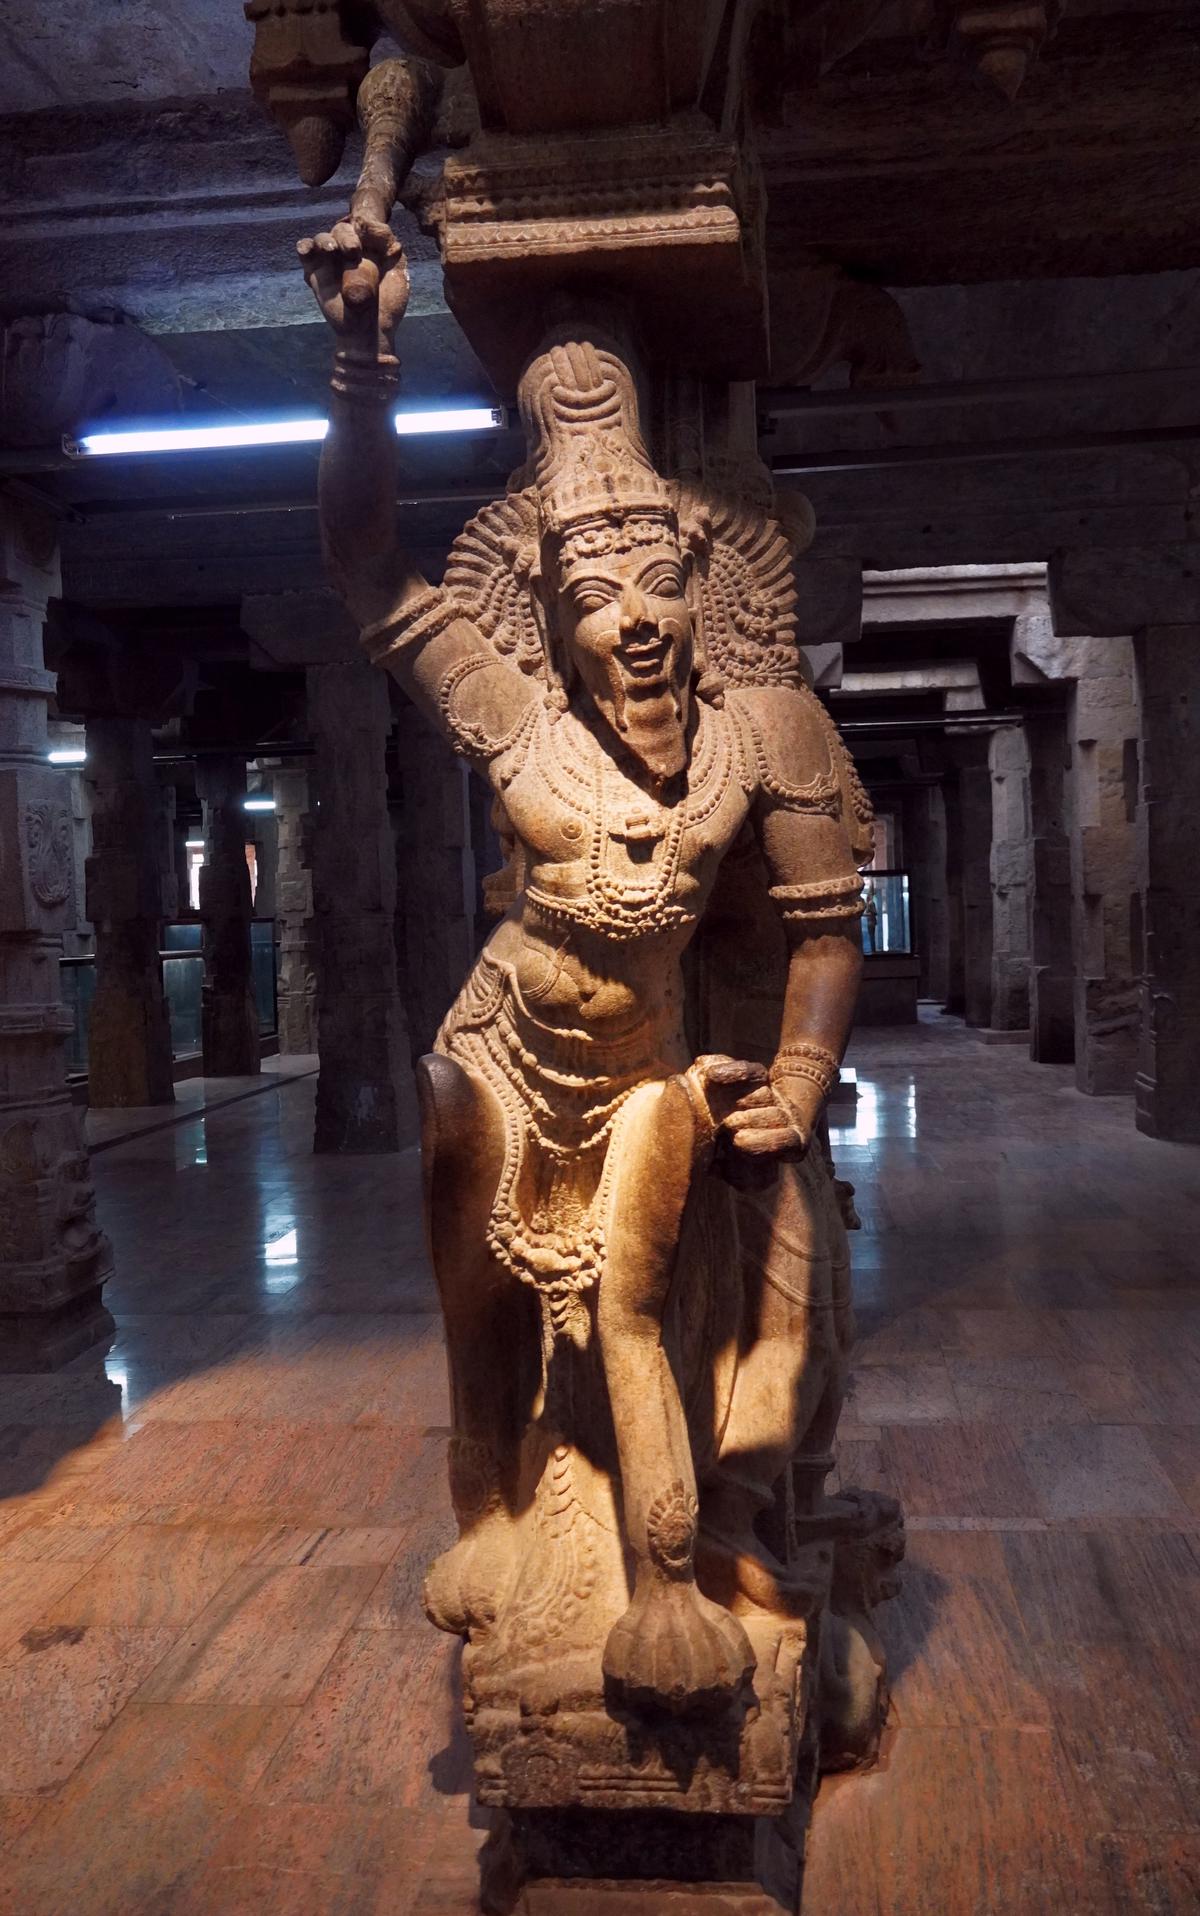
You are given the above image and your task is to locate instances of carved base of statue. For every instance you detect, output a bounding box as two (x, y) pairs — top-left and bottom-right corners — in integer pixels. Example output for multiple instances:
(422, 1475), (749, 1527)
(466, 1476), (903, 1913)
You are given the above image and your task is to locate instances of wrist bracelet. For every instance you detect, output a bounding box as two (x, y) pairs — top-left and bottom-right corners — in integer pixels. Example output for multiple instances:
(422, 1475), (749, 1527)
(769, 1041), (840, 1102)
(331, 350), (400, 405)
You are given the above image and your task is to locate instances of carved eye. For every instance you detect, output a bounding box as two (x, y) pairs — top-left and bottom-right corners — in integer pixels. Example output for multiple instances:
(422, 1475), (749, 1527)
(571, 581), (614, 614)
(642, 564), (684, 598)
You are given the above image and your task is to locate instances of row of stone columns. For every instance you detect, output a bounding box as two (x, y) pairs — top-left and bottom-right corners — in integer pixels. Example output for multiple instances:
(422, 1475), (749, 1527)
(896, 550), (1198, 1142)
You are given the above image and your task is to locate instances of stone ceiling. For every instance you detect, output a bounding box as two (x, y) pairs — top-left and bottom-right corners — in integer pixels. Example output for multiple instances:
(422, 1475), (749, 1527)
(0, 0), (250, 113)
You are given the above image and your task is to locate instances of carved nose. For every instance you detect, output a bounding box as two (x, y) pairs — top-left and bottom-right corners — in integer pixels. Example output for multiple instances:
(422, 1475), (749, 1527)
(618, 580), (650, 632)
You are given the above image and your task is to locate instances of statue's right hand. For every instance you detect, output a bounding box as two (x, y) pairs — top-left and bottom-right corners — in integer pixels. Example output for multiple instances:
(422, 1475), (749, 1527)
(297, 216), (411, 358)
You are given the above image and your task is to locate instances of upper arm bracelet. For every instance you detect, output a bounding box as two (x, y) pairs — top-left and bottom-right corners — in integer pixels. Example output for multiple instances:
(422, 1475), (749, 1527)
(768, 873), (865, 927)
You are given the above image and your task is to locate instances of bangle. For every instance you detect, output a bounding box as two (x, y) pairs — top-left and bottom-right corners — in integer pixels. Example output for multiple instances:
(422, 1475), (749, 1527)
(769, 1041), (840, 1102)
(331, 349), (400, 405)
(769, 874), (865, 926)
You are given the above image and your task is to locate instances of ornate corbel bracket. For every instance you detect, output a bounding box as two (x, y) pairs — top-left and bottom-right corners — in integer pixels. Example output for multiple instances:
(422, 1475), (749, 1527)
(941, 0), (1065, 101)
(244, 0), (379, 184)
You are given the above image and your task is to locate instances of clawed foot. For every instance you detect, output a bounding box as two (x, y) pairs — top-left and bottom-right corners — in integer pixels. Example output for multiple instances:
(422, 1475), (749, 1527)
(602, 1578), (754, 1716)
(423, 1518), (515, 1638)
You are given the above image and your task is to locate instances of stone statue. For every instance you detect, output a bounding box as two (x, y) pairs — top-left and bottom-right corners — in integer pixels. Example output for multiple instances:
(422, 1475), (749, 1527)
(302, 213), (901, 1899)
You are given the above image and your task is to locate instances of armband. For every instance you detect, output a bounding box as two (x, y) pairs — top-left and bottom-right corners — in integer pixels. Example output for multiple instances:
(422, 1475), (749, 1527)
(768, 873), (865, 926)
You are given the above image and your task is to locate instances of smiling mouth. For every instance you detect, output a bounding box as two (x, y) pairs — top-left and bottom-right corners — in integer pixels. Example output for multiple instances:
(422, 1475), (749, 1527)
(619, 631), (671, 683)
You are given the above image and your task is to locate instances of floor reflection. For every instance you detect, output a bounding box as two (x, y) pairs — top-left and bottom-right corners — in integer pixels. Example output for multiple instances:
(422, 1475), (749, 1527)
(1, 1013), (1198, 1914)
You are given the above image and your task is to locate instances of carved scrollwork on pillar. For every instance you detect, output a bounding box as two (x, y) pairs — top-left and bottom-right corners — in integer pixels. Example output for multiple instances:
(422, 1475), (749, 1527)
(25, 802), (72, 908)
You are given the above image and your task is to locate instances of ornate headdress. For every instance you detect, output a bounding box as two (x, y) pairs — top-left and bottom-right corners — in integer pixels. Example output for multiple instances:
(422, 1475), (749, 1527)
(443, 326), (807, 693)
(517, 330), (675, 551)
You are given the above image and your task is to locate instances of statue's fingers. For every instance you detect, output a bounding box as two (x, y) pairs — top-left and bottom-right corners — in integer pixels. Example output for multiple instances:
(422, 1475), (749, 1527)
(343, 258), (381, 315)
(330, 220), (362, 263)
(722, 1102), (786, 1130)
(302, 251), (342, 307)
(732, 1084), (775, 1111)
(704, 1057), (768, 1088)
(731, 1127), (797, 1157)
(357, 214), (402, 262)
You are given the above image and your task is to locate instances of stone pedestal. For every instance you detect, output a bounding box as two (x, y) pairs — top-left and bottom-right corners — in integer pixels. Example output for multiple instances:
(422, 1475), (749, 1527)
(988, 725), (1033, 1032)
(307, 661), (416, 1151)
(1134, 627), (1200, 1142)
(273, 765), (317, 1055)
(394, 706), (477, 1059)
(0, 503), (113, 1369)
(1026, 714), (1075, 1064)
(196, 756), (260, 1078)
(83, 714), (175, 1107)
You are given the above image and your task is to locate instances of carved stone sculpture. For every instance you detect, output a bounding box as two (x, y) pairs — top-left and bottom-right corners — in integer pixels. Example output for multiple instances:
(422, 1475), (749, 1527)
(301, 198), (902, 1906)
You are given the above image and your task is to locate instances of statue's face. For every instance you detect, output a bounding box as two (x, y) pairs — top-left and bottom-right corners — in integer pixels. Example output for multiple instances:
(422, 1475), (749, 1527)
(550, 520), (695, 782)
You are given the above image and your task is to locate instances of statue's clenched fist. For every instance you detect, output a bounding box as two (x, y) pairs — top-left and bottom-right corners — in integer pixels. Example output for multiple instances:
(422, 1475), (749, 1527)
(297, 216), (410, 359)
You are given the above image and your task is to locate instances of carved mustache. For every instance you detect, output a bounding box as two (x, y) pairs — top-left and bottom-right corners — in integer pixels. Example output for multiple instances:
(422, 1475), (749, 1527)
(603, 616), (690, 732)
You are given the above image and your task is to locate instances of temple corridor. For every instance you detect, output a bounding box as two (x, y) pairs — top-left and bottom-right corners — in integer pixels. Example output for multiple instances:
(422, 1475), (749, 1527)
(0, 1011), (1197, 1914)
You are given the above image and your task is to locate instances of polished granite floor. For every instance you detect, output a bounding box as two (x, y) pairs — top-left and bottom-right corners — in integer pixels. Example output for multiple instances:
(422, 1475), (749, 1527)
(1, 1011), (1198, 1914)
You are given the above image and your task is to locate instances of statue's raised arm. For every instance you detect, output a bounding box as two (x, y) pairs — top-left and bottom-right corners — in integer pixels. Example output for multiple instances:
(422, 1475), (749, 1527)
(299, 217), (537, 772)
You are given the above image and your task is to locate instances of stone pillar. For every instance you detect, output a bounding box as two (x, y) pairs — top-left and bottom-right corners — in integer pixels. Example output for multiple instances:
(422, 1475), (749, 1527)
(273, 765), (317, 1055)
(941, 774), (966, 1014)
(903, 782), (949, 1002)
(83, 714), (175, 1106)
(196, 756), (260, 1077)
(987, 724), (1032, 1032)
(307, 661), (417, 1151)
(0, 503), (113, 1368)
(1134, 628), (1200, 1141)
(394, 705), (477, 1059)
(953, 737), (994, 1027)
(158, 781), (181, 922)
(1026, 713), (1075, 1063)
(1014, 603), (1140, 1092)
(1065, 643), (1139, 1093)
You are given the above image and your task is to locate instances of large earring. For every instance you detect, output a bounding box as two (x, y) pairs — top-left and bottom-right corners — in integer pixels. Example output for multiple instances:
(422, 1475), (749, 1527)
(686, 548), (725, 709)
(530, 569), (569, 718)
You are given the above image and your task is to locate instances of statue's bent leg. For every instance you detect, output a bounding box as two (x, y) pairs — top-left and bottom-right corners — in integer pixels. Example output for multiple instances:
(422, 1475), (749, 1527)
(598, 1075), (754, 1715)
(417, 1053), (532, 1637)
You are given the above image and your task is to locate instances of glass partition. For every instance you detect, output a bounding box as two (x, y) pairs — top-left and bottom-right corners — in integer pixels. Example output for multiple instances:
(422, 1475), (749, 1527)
(60, 917), (279, 1074)
(163, 952), (204, 1058)
(861, 870), (912, 956)
(59, 958), (96, 1076)
(162, 921), (202, 952)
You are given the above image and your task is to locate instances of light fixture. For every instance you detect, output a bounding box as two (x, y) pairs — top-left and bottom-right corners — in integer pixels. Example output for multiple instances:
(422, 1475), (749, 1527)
(184, 838), (205, 850)
(66, 406), (505, 458)
(243, 796), (276, 813)
(47, 746), (86, 765)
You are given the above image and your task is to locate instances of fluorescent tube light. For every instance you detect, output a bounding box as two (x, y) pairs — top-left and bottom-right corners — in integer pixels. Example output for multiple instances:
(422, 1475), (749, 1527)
(47, 747), (86, 765)
(395, 407), (502, 435)
(243, 797), (276, 813)
(184, 839), (205, 850)
(67, 406), (504, 458)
